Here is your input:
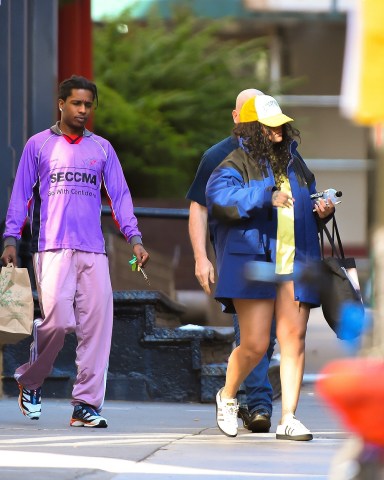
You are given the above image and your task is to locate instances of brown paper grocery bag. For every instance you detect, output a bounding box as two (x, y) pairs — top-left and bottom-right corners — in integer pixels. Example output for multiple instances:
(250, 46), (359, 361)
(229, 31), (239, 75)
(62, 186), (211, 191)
(0, 263), (33, 344)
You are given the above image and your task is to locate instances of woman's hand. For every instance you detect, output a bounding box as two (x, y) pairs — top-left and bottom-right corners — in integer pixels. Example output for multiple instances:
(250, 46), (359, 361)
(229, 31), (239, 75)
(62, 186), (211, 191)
(314, 198), (335, 219)
(272, 190), (294, 208)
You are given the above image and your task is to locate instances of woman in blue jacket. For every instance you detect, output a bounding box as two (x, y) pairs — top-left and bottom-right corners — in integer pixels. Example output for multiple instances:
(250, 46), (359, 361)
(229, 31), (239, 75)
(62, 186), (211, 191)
(206, 95), (334, 441)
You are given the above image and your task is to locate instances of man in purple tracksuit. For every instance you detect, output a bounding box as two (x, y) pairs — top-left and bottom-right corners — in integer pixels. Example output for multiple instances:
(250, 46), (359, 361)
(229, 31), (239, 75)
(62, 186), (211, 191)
(1, 75), (149, 428)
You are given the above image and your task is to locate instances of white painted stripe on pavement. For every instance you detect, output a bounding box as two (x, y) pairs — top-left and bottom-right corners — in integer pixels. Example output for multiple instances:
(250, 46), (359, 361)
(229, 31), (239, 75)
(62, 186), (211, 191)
(0, 450), (328, 477)
(0, 433), (181, 443)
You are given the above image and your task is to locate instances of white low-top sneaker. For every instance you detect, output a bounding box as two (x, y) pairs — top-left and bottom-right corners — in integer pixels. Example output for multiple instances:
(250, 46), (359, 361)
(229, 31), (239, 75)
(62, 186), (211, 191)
(276, 415), (313, 441)
(216, 388), (239, 437)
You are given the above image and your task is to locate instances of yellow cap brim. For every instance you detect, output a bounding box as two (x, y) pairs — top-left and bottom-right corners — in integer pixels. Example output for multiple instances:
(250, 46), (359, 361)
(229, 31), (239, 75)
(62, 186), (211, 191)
(258, 114), (294, 127)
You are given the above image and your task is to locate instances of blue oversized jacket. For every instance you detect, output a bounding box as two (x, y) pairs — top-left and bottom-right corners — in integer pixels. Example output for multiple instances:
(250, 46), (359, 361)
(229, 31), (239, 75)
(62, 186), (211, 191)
(206, 141), (321, 313)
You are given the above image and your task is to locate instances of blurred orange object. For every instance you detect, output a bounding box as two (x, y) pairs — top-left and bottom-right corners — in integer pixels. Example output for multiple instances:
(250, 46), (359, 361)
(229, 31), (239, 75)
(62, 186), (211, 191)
(316, 358), (384, 446)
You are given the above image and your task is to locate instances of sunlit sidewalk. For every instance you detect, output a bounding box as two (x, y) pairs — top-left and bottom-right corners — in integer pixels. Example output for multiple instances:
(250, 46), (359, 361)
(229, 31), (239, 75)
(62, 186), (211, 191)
(0, 382), (348, 480)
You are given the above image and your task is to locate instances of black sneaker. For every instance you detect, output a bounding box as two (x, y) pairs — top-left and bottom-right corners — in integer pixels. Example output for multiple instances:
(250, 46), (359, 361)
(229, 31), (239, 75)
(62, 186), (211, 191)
(247, 409), (271, 433)
(70, 403), (108, 428)
(237, 405), (251, 428)
(18, 384), (41, 420)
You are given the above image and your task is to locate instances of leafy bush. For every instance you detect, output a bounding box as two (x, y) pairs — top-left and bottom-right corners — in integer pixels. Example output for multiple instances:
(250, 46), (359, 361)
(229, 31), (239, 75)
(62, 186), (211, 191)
(94, 8), (271, 197)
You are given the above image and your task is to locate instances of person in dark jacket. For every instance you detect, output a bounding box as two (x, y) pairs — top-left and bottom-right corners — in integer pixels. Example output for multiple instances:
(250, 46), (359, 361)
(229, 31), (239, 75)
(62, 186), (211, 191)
(206, 94), (334, 441)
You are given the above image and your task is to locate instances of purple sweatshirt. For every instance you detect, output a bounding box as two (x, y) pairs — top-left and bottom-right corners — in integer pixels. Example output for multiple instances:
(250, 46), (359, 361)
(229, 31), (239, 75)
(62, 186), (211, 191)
(4, 123), (142, 253)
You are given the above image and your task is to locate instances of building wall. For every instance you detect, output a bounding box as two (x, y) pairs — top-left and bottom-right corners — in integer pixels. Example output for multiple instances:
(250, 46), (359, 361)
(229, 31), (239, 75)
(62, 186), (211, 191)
(284, 21), (346, 95)
(0, 0), (58, 222)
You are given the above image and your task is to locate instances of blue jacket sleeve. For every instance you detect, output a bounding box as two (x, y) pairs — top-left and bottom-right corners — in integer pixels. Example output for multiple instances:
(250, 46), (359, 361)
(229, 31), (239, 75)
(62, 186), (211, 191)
(206, 165), (274, 222)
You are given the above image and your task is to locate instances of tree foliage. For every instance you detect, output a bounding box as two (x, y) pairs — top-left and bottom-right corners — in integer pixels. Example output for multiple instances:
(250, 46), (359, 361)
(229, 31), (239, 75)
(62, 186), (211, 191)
(93, 8), (271, 197)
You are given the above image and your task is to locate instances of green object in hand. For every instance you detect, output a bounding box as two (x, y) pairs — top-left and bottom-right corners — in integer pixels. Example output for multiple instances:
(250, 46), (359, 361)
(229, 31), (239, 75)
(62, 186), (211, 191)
(129, 254), (150, 285)
(129, 255), (137, 271)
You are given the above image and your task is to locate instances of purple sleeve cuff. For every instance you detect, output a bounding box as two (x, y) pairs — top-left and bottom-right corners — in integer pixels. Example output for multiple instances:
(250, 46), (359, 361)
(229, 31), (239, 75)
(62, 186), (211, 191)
(130, 235), (143, 246)
(3, 237), (17, 248)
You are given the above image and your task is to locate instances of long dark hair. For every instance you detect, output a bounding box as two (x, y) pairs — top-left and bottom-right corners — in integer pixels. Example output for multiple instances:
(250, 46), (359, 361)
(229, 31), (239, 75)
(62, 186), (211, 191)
(233, 121), (300, 188)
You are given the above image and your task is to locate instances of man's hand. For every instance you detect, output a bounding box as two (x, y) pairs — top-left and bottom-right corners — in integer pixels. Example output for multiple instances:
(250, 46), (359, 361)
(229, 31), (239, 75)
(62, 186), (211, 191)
(133, 244), (149, 267)
(189, 201), (215, 295)
(1, 246), (17, 266)
(195, 256), (215, 295)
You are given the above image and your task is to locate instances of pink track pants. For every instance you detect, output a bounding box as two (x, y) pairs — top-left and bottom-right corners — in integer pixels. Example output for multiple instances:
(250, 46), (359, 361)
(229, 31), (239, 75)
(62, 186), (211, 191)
(15, 249), (113, 411)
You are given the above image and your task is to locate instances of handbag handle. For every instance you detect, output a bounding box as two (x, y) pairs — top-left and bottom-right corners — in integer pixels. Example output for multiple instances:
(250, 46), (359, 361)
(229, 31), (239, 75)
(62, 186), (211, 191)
(319, 216), (345, 260)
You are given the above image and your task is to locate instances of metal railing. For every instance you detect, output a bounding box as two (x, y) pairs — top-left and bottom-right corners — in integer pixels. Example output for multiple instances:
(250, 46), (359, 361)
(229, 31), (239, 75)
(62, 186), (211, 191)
(101, 206), (189, 219)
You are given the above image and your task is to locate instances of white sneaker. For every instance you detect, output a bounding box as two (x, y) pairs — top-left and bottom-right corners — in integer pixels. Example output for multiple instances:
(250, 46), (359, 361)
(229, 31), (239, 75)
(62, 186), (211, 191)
(276, 415), (313, 441)
(216, 388), (239, 437)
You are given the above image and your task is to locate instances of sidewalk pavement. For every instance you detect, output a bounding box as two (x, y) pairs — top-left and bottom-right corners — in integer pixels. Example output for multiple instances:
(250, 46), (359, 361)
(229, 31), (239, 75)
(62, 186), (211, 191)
(0, 381), (349, 480)
(0, 307), (353, 480)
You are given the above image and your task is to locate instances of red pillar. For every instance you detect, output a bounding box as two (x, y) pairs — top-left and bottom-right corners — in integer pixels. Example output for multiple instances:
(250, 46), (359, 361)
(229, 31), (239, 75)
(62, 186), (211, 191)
(58, 0), (93, 128)
(58, 0), (92, 82)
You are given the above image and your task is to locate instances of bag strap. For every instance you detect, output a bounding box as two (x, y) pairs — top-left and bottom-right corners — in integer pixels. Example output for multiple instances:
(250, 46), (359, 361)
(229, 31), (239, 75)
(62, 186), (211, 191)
(296, 154), (347, 262)
(319, 216), (345, 260)
(332, 215), (345, 257)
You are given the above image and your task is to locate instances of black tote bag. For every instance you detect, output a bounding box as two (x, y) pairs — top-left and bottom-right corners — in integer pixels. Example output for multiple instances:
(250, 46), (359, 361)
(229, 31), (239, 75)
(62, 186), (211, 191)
(318, 217), (365, 340)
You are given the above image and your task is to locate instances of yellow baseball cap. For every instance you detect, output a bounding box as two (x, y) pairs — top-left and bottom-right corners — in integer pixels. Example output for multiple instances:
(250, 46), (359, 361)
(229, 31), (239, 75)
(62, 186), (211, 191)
(239, 95), (293, 127)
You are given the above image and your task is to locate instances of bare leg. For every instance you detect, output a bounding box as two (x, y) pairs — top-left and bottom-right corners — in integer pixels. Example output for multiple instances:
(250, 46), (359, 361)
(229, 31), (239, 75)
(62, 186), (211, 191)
(275, 281), (310, 424)
(221, 298), (274, 399)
